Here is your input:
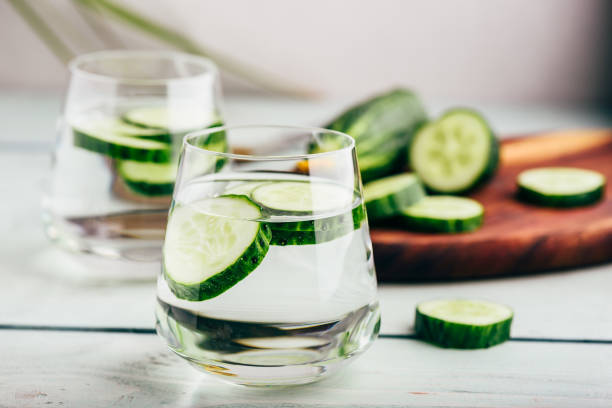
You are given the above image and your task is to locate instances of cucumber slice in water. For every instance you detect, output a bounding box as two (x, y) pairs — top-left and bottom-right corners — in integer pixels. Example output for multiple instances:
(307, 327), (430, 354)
(251, 181), (354, 214)
(415, 299), (513, 349)
(400, 196), (484, 233)
(517, 167), (606, 207)
(73, 124), (172, 163)
(123, 106), (216, 132)
(410, 109), (498, 193)
(117, 161), (177, 196)
(163, 195), (271, 301)
(251, 181), (362, 245)
(364, 173), (425, 220)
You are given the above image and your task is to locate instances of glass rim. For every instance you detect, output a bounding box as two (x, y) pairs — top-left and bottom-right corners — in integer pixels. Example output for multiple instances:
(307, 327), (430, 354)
(184, 124), (356, 161)
(68, 50), (218, 85)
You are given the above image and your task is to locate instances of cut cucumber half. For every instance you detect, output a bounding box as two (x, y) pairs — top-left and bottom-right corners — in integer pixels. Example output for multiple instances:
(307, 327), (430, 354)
(517, 167), (606, 207)
(73, 125), (172, 163)
(410, 109), (498, 193)
(415, 299), (513, 348)
(400, 196), (484, 233)
(251, 181), (354, 214)
(364, 173), (425, 220)
(163, 195), (271, 301)
(123, 106), (216, 132)
(117, 161), (177, 196)
(359, 152), (401, 183)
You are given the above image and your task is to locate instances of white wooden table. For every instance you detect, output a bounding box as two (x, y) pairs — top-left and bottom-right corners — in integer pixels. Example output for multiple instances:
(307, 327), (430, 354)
(1, 92), (612, 407)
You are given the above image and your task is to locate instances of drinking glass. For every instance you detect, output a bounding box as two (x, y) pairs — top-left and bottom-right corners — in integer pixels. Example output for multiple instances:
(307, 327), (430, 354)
(155, 125), (380, 386)
(43, 50), (223, 268)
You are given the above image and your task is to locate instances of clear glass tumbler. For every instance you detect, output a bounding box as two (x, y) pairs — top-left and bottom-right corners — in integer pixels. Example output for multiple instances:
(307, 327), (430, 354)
(43, 50), (223, 267)
(155, 125), (380, 386)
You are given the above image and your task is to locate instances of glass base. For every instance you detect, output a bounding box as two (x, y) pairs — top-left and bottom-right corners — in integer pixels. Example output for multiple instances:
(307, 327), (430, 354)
(42, 210), (163, 280)
(186, 355), (354, 387)
(156, 301), (380, 386)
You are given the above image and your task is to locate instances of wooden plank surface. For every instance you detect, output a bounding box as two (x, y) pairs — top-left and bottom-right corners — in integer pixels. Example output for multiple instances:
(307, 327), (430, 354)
(1, 330), (610, 408)
(372, 130), (612, 280)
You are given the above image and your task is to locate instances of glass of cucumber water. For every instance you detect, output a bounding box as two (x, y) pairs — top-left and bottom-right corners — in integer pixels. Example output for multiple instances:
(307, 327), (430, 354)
(156, 125), (380, 386)
(43, 50), (223, 271)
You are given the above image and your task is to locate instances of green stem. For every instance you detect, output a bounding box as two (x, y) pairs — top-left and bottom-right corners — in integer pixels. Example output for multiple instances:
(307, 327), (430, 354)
(8, 0), (75, 64)
(76, 0), (317, 98)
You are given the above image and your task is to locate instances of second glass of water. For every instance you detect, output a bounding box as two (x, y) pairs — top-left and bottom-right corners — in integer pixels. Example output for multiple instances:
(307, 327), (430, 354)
(156, 125), (380, 386)
(43, 50), (223, 269)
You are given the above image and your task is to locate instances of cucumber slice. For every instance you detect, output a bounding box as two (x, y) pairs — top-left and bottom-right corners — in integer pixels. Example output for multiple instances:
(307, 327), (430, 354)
(410, 109), (498, 193)
(87, 117), (172, 142)
(123, 106), (215, 132)
(400, 196), (484, 233)
(163, 195), (271, 301)
(73, 125), (172, 163)
(517, 167), (606, 207)
(251, 181), (354, 214)
(415, 299), (513, 348)
(224, 181), (271, 196)
(117, 161), (177, 196)
(364, 173), (425, 220)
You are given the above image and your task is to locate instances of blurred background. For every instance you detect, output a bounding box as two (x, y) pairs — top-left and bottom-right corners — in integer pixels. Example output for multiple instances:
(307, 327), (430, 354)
(1, 0), (612, 133)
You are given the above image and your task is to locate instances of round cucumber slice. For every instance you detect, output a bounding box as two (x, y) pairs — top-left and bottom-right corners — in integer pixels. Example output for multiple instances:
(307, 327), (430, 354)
(224, 181), (271, 196)
(163, 195), (271, 301)
(517, 167), (606, 207)
(72, 125), (172, 163)
(415, 299), (513, 349)
(410, 109), (498, 193)
(364, 173), (425, 220)
(251, 181), (354, 214)
(123, 106), (216, 132)
(400, 196), (484, 233)
(117, 161), (177, 196)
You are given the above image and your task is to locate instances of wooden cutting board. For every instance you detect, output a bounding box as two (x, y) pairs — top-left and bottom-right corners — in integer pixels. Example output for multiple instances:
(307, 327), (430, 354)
(371, 129), (612, 281)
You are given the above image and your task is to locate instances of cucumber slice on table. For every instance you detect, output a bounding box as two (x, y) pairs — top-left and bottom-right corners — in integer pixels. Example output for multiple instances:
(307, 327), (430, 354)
(250, 181), (362, 246)
(163, 195), (271, 301)
(364, 173), (425, 220)
(415, 299), (513, 349)
(410, 109), (498, 193)
(73, 124), (172, 163)
(123, 106), (216, 132)
(117, 161), (177, 196)
(400, 196), (484, 233)
(517, 167), (606, 207)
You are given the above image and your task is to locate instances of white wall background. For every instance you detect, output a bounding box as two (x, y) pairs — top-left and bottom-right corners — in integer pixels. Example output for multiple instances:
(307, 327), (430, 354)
(1, 0), (610, 104)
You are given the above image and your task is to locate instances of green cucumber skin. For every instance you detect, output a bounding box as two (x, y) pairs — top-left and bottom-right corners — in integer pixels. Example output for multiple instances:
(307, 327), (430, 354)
(268, 224), (351, 246)
(415, 309), (512, 349)
(122, 179), (174, 196)
(365, 181), (425, 221)
(360, 152), (403, 183)
(267, 205), (365, 246)
(400, 212), (483, 234)
(271, 205), (365, 232)
(73, 128), (172, 163)
(517, 185), (605, 207)
(410, 109), (499, 194)
(164, 222), (272, 302)
(324, 89), (427, 182)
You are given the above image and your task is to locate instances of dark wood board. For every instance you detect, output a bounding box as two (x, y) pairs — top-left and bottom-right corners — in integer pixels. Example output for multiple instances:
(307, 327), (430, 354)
(371, 129), (612, 281)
